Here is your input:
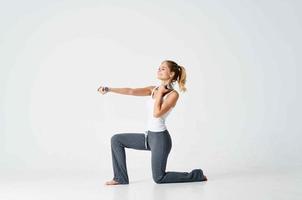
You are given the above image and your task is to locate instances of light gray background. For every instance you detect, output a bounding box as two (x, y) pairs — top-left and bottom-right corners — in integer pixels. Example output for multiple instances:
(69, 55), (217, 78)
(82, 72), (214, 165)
(1, 0), (301, 187)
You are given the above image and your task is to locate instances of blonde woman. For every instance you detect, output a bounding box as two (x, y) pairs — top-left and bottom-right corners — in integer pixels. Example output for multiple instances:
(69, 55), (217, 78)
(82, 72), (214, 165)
(98, 60), (208, 185)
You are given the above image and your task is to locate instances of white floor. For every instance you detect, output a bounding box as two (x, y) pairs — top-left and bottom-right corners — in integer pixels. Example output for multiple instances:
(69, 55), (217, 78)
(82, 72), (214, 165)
(1, 167), (301, 200)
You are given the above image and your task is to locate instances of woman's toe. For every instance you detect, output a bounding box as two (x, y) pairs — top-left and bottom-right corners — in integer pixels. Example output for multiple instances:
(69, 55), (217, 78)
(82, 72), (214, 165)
(105, 180), (120, 185)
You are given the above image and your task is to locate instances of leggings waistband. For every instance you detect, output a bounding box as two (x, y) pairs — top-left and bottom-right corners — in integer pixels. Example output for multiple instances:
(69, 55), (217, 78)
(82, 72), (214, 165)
(144, 129), (169, 149)
(147, 129), (169, 134)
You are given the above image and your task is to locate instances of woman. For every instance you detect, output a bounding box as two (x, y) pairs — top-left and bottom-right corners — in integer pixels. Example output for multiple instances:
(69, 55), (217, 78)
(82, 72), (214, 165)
(98, 60), (208, 185)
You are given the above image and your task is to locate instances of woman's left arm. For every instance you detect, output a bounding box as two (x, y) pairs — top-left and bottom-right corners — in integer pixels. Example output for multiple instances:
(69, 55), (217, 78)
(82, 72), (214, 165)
(153, 91), (179, 118)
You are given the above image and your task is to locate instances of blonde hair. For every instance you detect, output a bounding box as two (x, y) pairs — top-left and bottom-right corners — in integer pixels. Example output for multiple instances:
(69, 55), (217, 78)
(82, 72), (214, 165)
(162, 60), (187, 93)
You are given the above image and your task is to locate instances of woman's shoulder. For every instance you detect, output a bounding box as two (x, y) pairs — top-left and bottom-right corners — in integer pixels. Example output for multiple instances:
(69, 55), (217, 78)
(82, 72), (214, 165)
(168, 87), (178, 95)
(171, 89), (178, 95)
(150, 85), (157, 91)
(164, 89), (179, 99)
(147, 85), (158, 96)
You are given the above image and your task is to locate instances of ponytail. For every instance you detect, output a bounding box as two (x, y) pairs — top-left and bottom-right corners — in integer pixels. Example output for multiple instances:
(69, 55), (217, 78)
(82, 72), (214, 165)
(177, 65), (187, 92)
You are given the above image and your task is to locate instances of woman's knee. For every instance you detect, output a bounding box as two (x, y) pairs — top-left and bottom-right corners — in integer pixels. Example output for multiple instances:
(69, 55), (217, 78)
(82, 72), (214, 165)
(152, 174), (164, 184)
(111, 133), (121, 144)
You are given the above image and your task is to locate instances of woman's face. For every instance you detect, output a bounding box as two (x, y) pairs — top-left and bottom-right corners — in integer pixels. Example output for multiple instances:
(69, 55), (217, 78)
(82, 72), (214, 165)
(157, 62), (173, 81)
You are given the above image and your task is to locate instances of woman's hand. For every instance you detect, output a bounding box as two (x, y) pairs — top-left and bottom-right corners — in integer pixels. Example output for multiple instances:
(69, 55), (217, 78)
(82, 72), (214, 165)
(157, 84), (173, 95)
(97, 86), (109, 95)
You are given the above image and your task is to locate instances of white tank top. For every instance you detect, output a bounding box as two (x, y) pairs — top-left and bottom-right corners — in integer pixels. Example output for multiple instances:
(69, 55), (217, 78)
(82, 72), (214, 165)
(146, 86), (175, 132)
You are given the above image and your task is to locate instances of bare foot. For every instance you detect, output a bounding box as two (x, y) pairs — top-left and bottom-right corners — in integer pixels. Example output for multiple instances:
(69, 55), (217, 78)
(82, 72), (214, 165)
(105, 179), (120, 185)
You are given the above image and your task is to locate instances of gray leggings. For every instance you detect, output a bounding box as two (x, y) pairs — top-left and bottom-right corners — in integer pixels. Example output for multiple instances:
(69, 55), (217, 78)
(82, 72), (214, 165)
(110, 129), (206, 184)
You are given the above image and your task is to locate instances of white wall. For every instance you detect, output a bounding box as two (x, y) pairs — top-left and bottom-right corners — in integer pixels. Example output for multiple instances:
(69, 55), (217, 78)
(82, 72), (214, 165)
(1, 0), (301, 175)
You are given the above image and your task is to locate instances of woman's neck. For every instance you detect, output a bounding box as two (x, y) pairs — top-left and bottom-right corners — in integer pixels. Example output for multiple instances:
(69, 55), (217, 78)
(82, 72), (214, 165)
(161, 80), (172, 86)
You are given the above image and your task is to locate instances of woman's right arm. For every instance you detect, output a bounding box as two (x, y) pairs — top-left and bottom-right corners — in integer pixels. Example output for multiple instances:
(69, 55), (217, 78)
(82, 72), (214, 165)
(107, 87), (132, 95)
(98, 86), (155, 96)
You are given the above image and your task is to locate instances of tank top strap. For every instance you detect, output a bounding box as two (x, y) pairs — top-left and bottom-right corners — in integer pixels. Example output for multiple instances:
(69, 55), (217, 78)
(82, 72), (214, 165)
(163, 89), (175, 99)
(151, 86), (158, 98)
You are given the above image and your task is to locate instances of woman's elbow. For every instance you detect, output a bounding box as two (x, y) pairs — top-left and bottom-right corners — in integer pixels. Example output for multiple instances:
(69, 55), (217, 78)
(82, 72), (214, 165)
(153, 112), (161, 118)
(128, 88), (134, 95)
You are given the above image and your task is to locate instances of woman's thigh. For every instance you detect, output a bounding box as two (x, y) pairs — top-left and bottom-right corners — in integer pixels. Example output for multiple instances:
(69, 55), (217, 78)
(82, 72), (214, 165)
(148, 132), (172, 177)
(111, 132), (148, 151)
